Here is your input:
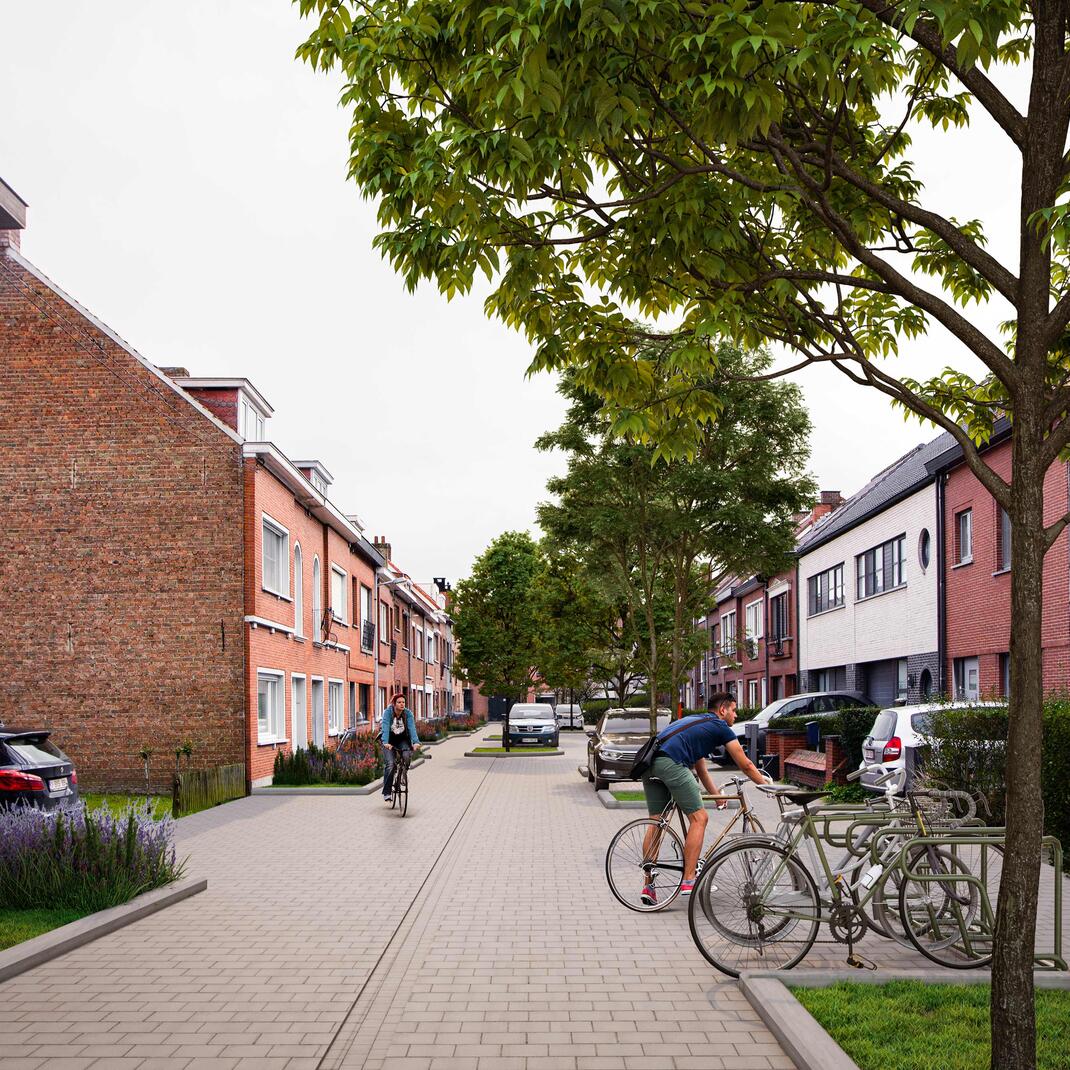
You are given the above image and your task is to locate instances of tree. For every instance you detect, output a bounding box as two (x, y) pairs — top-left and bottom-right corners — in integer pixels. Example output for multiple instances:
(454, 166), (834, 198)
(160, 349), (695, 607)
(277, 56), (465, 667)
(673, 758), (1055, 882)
(452, 531), (540, 750)
(530, 546), (603, 707)
(537, 346), (814, 730)
(296, 5), (1064, 1061)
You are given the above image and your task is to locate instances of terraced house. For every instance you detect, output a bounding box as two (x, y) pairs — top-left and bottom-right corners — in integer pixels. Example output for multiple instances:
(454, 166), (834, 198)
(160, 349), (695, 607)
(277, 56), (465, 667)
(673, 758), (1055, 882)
(0, 184), (457, 791)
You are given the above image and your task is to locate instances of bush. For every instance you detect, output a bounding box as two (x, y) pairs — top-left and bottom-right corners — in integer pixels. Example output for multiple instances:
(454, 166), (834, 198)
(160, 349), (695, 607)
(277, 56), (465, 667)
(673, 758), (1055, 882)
(447, 714), (484, 732)
(0, 803), (184, 913)
(819, 781), (868, 805)
(273, 738), (383, 786)
(416, 721), (443, 742)
(771, 707), (878, 769)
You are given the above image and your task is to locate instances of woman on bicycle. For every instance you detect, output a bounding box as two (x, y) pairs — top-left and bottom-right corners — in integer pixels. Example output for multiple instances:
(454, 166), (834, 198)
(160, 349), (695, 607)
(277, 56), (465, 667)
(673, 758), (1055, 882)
(382, 693), (418, 804)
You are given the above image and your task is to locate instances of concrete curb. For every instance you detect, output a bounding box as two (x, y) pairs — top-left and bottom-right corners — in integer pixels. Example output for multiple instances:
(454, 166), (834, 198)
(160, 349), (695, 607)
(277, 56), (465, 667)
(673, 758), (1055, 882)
(739, 975), (860, 1070)
(0, 876), (207, 985)
(463, 749), (565, 758)
(597, 789), (741, 810)
(252, 756), (428, 795)
(738, 968), (1070, 1070)
(423, 728), (484, 746)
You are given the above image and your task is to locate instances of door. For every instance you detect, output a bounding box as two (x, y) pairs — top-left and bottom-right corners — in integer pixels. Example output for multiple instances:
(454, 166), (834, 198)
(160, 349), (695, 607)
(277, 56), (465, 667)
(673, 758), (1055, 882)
(292, 677), (307, 750)
(954, 657), (980, 701)
(311, 679), (325, 746)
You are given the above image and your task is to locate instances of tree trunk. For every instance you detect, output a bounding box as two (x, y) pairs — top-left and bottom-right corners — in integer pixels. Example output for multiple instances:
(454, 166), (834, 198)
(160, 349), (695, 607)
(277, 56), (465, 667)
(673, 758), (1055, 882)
(503, 701), (511, 752)
(991, 429), (1046, 1070)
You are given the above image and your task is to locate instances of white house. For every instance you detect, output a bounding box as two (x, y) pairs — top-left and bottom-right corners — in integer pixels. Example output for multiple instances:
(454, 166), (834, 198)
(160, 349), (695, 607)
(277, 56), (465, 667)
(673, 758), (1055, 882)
(797, 435), (949, 706)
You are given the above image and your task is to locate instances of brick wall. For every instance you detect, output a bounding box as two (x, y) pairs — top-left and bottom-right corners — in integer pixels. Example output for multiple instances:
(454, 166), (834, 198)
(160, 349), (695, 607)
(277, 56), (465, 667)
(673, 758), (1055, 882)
(0, 252), (246, 792)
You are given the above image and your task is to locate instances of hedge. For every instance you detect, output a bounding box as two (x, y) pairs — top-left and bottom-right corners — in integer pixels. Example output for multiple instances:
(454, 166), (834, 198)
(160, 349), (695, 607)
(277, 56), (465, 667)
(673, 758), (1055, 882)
(772, 707), (879, 771)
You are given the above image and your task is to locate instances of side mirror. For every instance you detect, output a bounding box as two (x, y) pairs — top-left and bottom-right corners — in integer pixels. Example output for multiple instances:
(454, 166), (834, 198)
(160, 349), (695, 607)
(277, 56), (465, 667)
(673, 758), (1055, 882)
(585, 727), (596, 737)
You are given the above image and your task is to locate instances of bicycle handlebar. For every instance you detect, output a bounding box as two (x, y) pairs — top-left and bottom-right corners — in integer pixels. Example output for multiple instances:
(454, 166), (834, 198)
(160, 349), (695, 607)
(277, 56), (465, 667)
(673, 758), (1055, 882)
(921, 787), (977, 825)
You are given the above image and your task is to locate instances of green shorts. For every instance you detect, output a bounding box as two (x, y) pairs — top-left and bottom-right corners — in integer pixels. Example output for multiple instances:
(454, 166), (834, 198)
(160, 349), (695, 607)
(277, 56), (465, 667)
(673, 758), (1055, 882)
(643, 754), (702, 816)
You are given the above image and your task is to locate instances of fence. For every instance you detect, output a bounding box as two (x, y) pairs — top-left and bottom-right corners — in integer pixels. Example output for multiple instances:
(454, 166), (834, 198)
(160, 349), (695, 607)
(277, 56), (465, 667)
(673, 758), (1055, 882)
(173, 763), (246, 818)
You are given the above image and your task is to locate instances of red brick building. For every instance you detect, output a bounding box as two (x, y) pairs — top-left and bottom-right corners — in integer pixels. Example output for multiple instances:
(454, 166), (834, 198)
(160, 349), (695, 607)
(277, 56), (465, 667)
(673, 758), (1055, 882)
(935, 427), (1070, 698)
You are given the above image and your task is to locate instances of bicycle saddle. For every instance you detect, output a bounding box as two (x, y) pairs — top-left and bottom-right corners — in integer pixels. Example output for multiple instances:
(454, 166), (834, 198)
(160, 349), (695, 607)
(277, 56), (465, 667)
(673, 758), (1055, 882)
(760, 785), (829, 806)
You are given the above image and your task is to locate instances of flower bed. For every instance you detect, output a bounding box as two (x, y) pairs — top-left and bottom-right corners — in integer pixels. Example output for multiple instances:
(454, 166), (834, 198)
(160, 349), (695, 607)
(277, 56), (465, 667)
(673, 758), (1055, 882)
(447, 714), (485, 732)
(272, 739), (384, 786)
(0, 803), (184, 916)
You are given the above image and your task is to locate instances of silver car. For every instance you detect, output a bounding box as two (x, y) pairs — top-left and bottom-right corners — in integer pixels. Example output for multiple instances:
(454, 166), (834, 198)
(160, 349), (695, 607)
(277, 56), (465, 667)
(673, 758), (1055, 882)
(556, 703), (584, 730)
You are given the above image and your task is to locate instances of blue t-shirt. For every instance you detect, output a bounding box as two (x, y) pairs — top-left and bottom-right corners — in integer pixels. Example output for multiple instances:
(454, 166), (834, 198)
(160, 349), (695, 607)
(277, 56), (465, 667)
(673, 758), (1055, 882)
(656, 714), (736, 768)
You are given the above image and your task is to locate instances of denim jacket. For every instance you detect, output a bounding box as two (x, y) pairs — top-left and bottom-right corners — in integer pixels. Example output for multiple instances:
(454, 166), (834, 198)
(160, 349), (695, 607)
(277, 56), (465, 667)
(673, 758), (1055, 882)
(381, 706), (418, 747)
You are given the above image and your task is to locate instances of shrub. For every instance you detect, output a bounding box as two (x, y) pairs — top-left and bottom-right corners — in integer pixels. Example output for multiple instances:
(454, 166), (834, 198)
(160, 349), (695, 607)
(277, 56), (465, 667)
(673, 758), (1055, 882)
(770, 707), (878, 769)
(819, 781), (868, 805)
(416, 721), (443, 742)
(273, 738), (384, 786)
(447, 714), (484, 732)
(0, 803), (184, 913)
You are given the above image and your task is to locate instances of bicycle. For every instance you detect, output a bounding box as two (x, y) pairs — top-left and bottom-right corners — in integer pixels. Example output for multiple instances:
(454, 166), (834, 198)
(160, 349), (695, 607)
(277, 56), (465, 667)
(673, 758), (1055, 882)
(687, 765), (982, 975)
(605, 774), (768, 912)
(389, 748), (411, 818)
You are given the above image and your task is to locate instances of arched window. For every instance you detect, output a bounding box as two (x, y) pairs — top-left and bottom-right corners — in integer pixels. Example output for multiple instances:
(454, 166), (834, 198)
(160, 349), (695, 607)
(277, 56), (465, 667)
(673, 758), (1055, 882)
(312, 556), (322, 640)
(293, 544), (304, 638)
(920, 668), (933, 700)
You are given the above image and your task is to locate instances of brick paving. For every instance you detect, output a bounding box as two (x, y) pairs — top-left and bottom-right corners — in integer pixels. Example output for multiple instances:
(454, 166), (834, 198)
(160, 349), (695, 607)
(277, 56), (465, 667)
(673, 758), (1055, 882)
(2, 731), (1065, 1069)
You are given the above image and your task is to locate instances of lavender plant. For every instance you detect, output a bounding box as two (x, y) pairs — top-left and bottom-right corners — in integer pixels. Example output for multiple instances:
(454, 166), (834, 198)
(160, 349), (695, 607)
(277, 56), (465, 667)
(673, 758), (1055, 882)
(0, 801), (185, 912)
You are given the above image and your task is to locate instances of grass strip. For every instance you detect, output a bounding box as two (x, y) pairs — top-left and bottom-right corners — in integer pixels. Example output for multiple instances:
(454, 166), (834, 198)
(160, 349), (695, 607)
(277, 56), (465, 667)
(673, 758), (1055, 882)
(611, 790), (645, 801)
(470, 746), (559, 754)
(792, 981), (1070, 1070)
(0, 907), (90, 951)
(81, 793), (172, 820)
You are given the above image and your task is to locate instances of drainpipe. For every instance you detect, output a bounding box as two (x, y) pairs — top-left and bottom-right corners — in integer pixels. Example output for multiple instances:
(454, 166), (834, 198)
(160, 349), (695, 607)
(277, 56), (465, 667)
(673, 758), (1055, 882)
(936, 474), (946, 697)
(373, 568), (381, 729)
(763, 581), (770, 703)
(793, 556), (801, 696)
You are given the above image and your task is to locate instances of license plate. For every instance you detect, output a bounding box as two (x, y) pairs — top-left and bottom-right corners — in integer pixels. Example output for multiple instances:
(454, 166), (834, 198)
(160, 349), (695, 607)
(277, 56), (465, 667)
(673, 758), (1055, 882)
(48, 777), (68, 792)
(863, 747), (875, 761)
(523, 737), (537, 742)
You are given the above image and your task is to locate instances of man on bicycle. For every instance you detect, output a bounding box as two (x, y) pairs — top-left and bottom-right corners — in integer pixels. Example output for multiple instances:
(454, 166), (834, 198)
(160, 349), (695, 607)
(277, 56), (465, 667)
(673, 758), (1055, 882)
(382, 692), (418, 804)
(641, 690), (769, 902)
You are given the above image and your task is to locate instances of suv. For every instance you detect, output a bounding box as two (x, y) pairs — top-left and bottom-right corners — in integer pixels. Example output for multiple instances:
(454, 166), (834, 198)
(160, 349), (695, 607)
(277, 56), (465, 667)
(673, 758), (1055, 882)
(0, 728), (80, 812)
(713, 690), (874, 763)
(506, 703), (560, 747)
(586, 707), (672, 791)
(556, 703), (584, 730)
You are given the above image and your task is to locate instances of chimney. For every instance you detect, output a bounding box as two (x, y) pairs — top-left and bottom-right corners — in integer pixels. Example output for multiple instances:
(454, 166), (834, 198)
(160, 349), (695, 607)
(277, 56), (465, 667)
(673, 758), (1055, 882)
(159, 367), (191, 379)
(811, 490), (844, 524)
(0, 178), (28, 250)
(373, 536), (392, 562)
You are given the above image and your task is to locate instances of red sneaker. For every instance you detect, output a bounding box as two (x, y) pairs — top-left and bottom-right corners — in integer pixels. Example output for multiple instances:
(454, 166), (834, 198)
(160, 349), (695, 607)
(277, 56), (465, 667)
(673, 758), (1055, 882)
(640, 884), (657, 906)
(680, 879), (696, 896)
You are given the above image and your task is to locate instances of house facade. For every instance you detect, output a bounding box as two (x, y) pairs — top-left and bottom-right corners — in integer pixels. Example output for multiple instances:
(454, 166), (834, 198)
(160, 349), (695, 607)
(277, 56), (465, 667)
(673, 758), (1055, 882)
(797, 439), (947, 706)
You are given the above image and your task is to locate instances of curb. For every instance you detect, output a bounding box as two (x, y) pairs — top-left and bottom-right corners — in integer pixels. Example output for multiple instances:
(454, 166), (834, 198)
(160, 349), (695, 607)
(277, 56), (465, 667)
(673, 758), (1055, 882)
(252, 756), (428, 795)
(0, 876), (208, 985)
(463, 749), (565, 758)
(748, 967), (1070, 989)
(597, 789), (741, 810)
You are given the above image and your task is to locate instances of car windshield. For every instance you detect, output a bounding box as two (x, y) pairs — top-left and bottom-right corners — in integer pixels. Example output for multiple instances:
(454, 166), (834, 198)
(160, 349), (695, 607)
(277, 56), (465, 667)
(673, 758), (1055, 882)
(3, 736), (63, 765)
(869, 711), (899, 740)
(604, 715), (671, 735)
(510, 706), (554, 720)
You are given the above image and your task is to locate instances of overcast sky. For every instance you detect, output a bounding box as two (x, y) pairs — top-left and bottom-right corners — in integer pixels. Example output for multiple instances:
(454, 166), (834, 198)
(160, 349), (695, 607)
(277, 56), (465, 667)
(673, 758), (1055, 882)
(0, 3), (1021, 582)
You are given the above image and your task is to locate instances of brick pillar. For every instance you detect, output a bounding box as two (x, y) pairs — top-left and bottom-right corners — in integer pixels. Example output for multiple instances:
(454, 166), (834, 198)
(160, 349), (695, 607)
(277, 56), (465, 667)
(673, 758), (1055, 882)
(824, 735), (847, 783)
(766, 729), (808, 772)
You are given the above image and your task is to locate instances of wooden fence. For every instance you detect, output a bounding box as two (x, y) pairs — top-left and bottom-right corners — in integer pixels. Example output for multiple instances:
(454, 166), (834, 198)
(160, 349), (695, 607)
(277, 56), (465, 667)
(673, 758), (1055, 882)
(173, 763), (246, 817)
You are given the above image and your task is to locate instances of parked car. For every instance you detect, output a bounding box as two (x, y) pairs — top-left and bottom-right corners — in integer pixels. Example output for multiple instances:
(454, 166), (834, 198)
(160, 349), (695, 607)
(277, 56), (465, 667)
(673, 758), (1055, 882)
(712, 690), (874, 764)
(556, 703), (584, 730)
(0, 727), (79, 812)
(586, 707), (672, 791)
(535, 692), (557, 709)
(506, 703), (560, 747)
(857, 701), (1003, 792)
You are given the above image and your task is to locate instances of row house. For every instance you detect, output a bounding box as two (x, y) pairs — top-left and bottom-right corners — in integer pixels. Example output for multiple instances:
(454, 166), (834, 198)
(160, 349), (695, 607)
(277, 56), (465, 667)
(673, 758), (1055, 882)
(0, 185), (459, 790)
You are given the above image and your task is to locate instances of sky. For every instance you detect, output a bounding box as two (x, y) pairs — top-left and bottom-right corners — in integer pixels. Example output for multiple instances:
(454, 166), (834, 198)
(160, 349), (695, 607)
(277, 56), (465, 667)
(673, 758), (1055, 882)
(0, 3), (1023, 582)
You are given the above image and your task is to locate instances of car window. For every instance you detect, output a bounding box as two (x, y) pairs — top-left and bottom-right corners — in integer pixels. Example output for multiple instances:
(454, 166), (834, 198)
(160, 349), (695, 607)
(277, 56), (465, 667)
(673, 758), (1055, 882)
(771, 699), (810, 721)
(604, 715), (671, 735)
(910, 712), (933, 734)
(4, 737), (63, 765)
(869, 711), (899, 740)
(811, 697), (837, 713)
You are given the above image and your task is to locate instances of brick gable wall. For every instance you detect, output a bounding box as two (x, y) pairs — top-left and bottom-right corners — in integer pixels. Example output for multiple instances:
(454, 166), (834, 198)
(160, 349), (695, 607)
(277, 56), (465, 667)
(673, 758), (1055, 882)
(0, 253), (246, 791)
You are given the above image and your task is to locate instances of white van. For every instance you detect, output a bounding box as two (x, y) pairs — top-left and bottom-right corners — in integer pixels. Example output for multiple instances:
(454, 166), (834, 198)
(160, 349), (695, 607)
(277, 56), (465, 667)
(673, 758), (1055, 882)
(556, 703), (584, 730)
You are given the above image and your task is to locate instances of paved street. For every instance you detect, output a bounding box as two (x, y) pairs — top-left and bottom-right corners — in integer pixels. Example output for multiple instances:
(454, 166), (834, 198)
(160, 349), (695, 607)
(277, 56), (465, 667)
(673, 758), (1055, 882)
(2, 730), (1066, 1070)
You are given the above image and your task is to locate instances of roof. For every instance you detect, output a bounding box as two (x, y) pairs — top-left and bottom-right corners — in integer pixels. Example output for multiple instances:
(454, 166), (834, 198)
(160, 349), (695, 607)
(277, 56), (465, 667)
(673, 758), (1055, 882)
(796, 431), (953, 556)
(172, 377), (274, 417)
(0, 177), (27, 230)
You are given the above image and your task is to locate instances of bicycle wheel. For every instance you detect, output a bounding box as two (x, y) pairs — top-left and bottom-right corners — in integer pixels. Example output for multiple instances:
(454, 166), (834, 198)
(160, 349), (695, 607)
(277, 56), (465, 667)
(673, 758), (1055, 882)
(398, 765), (409, 817)
(866, 845), (939, 944)
(898, 846), (991, 967)
(689, 840), (821, 977)
(605, 818), (685, 912)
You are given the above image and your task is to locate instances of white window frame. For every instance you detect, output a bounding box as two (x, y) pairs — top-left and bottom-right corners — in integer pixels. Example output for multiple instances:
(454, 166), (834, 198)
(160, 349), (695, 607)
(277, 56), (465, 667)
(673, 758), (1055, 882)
(256, 669), (286, 744)
(261, 515), (290, 598)
(748, 679), (759, 708)
(957, 509), (974, 565)
(312, 556), (322, 637)
(360, 585), (374, 652)
(327, 678), (345, 736)
(720, 611), (737, 655)
(291, 673), (307, 746)
(293, 543), (304, 638)
(330, 565), (348, 625)
(377, 686), (388, 720)
(744, 599), (764, 641)
(241, 396), (265, 441)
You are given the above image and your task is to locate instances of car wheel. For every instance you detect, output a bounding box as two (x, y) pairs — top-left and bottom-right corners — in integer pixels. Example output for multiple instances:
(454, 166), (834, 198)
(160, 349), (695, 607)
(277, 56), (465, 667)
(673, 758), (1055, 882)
(595, 769), (609, 791)
(587, 761), (594, 783)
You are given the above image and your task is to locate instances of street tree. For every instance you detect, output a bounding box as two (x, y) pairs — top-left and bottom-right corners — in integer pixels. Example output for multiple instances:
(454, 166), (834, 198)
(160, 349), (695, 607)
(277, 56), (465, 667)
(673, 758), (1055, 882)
(537, 347), (813, 729)
(296, 4), (1064, 1060)
(452, 531), (540, 751)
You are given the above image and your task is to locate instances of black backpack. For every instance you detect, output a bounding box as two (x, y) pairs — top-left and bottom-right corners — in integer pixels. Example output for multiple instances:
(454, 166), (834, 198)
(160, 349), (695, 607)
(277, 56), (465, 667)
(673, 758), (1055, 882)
(628, 714), (716, 779)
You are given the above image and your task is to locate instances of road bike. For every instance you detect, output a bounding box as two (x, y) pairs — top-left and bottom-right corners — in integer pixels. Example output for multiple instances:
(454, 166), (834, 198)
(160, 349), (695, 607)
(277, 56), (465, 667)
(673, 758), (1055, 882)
(605, 774), (768, 912)
(390, 748), (411, 818)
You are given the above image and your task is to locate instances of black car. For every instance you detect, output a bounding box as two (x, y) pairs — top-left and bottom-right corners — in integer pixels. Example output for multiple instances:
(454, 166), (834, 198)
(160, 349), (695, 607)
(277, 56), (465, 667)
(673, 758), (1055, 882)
(586, 707), (672, 791)
(0, 728), (80, 811)
(712, 689), (874, 764)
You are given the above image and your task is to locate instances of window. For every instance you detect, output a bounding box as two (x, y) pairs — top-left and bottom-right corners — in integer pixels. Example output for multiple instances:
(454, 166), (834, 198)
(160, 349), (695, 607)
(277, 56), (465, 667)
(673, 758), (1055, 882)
(720, 611), (736, 654)
(240, 396), (265, 441)
(349, 682), (356, 728)
(748, 679), (759, 707)
(769, 593), (789, 641)
(997, 507), (1012, 571)
(896, 658), (908, 704)
(427, 632), (436, 665)
(293, 544), (304, 637)
(310, 471), (328, 495)
(261, 516), (289, 597)
(330, 566), (347, 624)
(312, 557), (322, 637)
(918, 528), (931, 571)
(413, 625), (424, 660)
(360, 585), (374, 651)
(328, 680), (344, 735)
(359, 684), (371, 721)
(744, 599), (764, 641)
(256, 671), (285, 742)
(378, 600), (389, 641)
(953, 656), (980, 700)
(855, 535), (906, 600)
(377, 686), (388, 719)
(956, 509), (973, 564)
(807, 564), (844, 615)
(403, 612), (410, 650)
(1000, 653), (1011, 697)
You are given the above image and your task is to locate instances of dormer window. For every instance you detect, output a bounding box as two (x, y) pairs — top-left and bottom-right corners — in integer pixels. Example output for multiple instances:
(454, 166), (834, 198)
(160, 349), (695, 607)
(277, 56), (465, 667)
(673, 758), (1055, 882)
(240, 396), (265, 441)
(310, 471), (329, 495)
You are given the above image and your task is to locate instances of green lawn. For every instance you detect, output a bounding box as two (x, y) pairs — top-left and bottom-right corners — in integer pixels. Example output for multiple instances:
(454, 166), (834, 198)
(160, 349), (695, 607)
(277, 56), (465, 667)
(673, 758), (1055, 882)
(0, 907), (89, 951)
(793, 982), (1070, 1070)
(611, 790), (645, 801)
(81, 793), (172, 820)
(470, 746), (559, 754)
